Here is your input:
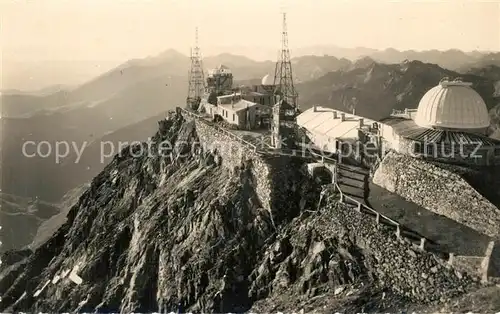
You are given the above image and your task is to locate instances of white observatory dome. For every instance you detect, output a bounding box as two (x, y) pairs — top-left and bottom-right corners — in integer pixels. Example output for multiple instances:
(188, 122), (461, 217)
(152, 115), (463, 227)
(261, 74), (274, 85)
(414, 79), (490, 131)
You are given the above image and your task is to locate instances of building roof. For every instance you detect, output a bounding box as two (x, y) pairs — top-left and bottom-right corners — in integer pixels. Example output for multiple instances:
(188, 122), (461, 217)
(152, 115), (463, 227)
(297, 106), (375, 140)
(261, 74), (274, 86)
(382, 116), (500, 146)
(414, 80), (490, 130)
(218, 99), (257, 113)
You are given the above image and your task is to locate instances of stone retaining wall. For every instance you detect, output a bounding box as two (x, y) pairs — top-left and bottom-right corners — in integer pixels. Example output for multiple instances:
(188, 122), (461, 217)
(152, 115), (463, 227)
(192, 119), (273, 210)
(373, 151), (500, 237)
(319, 200), (474, 303)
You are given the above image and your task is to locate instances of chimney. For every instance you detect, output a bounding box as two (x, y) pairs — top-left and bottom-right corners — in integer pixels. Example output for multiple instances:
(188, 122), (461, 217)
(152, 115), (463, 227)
(333, 110), (338, 119)
(340, 113), (345, 121)
(313, 104), (317, 112)
(352, 108), (356, 115)
(359, 118), (364, 127)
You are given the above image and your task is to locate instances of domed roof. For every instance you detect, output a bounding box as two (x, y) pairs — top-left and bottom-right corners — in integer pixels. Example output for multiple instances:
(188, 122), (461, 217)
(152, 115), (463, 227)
(261, 74), (274, 85)
(414, 79), (490, 130)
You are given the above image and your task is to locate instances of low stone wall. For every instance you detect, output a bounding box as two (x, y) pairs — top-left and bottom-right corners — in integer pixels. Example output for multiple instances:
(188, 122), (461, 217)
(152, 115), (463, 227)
(373, 151), (500, 238)
(319, 199), (474, 303)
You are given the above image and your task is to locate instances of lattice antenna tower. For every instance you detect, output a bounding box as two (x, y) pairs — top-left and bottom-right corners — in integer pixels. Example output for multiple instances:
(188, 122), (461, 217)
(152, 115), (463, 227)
(186, 27), (206, 109)
(273, 11), (298, 111)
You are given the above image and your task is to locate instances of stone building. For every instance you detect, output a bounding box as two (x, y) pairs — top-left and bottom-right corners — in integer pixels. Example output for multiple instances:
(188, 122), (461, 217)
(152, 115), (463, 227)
(204, 93), (258, 130)
(240, 74), (276, 107)
(206, 64), (233, 94)
(297, 78), (500, 166)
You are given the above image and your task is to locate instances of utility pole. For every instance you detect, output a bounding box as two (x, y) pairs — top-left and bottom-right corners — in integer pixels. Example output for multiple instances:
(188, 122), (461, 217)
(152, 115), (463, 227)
(186, 27), (206, 111)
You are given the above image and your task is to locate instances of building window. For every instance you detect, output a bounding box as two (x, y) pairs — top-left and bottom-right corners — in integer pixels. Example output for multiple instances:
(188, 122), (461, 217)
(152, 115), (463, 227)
(413, 142), (422, 154)
(233, 113), (235, 121)
(425, 144), (435, 157)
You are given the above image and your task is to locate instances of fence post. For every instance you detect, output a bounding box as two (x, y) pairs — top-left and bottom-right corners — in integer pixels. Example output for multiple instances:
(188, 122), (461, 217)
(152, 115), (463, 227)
(448, 253), (454, 266)
(395, 225), (401, 239)
(356, 202), (362, 212)
(419, 238), (426, 250)
(375, 213), (380, 224)
(481, 240), (495, 284)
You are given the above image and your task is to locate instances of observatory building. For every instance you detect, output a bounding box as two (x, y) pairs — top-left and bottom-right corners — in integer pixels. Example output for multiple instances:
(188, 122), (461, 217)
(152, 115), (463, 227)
(240, 74), (276, 106)
(297, 78), (500, 166)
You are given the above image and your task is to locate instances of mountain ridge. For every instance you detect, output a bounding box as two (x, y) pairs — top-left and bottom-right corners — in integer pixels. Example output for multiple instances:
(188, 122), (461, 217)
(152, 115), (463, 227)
(4, 47), (499, 93)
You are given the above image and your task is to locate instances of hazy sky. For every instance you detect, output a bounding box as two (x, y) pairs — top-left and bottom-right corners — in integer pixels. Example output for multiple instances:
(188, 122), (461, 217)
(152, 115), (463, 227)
(2, 0), (500, 63)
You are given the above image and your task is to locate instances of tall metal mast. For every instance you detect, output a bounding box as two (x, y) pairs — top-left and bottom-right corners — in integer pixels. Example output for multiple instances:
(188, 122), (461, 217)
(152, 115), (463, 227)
(186, 27), (206, 110)
(273, 12), (298, 111)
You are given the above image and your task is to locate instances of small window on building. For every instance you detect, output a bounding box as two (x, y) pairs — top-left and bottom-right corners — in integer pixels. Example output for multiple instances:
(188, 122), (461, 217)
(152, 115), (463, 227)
(413, 142), (422, 154)
(425, 144), (435, 156)
(495, 147), (500, 156)
(233, 113), (235, 121)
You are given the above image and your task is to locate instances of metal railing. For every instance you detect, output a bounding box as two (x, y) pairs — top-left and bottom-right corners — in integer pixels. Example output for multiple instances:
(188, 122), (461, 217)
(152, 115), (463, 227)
(331, 164), (448, 257)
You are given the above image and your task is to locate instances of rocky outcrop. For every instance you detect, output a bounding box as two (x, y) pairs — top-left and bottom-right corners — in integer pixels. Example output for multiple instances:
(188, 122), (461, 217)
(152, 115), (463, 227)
(0, 113), (490, 313)
(249, 196), (476, 312)
(373, 151), (500, 237)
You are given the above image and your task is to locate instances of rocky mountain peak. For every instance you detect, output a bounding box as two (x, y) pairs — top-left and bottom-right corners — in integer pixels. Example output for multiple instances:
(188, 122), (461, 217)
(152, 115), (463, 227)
(0, 112), (489, 312)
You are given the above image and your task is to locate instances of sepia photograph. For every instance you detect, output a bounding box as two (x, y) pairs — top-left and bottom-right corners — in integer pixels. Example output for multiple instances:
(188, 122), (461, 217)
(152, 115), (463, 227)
(1, 0), (500, 312)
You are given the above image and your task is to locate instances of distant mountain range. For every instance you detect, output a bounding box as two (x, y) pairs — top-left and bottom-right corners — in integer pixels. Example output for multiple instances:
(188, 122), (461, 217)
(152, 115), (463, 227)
(298, 59), (500, 123)
(2, 59), (121, 92)
(3, 47), (499, 92)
